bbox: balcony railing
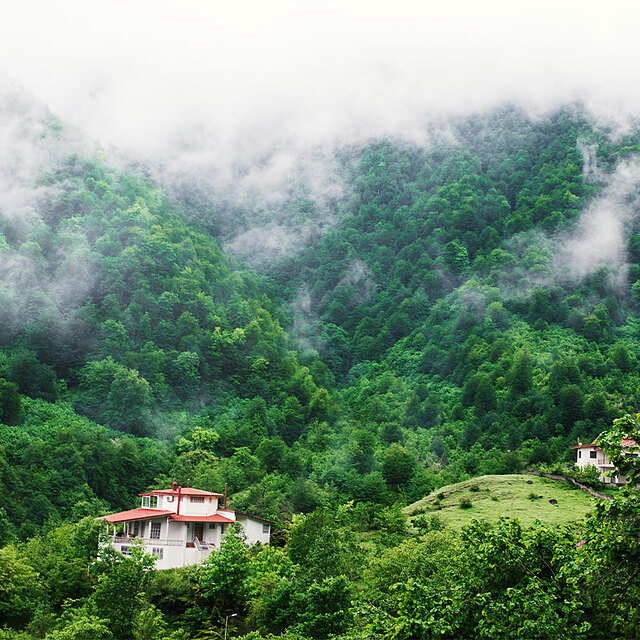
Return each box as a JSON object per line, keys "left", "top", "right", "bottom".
{"left": 112, "top": 536, "right": 186, "bottom": 547}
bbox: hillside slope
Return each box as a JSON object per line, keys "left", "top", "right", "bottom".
{"left": 2, "top": 103, "right": 640, "bottom": 538}
{"left": 404, "top": 474, "right": 596, "bottom": 529}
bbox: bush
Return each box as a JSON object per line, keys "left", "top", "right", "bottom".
{"left": 412, "top": 514, "right": 446, "bottom": 533}
{"left": 459, "top": 498, "right": 472, "bottom": 509}
{"left": 469, "top": 484, "right": 480, "bottom": 492}
{"left": 569, "top": 464, "right": 602, "bottom": 488}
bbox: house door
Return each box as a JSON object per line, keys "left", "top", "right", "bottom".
{"left": 194, "top": 523, "right": 204, "bottom": 542}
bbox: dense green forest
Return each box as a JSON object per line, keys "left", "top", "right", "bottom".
{"left": 2, "top": 104, "right": 640, "bottom": 638}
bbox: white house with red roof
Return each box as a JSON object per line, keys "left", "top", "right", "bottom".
{"left": 99, "top": 482, "right": 272, "bottom": 569}
{"left": 570, "top": 438, "right": 638, "bottom": 485}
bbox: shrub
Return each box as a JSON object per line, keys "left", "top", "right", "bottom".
{"left": 412, "top": 514, "right": 446, "bottom": 533}
{"left": 437, "top": 493, "right": 445, "bottom": 501}
{"left": 469, "top": 484, "right": 480, "bottom": 492}
{"left": 569, "top": 464, "right": 602, "bottom": 488}
{"left": 459, "top": 498, "right": 472, "bottom": 509}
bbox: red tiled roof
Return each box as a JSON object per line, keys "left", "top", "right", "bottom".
{"left": 100, "top": 509, "right": 174, "bottom": 524}
{"left": 169, "top": 513, "right": 236, "bottom": 523}
{"left": 139, "top": 487, "right": 224, "bottom": 497}
{"left": 571, "top": 438, "right": 637, "bottom": 450}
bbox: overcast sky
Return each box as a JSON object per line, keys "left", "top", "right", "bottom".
{"left": 1, "top": 0, "right": 640, "bottom": 158}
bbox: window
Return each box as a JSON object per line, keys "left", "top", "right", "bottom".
{"left": 142, "top": 496, "right": 158, "bottom": 508}
{"left": 151, "top": 547, "right": 164, "bottom": 559}
{"left": 262, "top": 524, "right": 270, "bottom": 534}
{"left": 150, "top": 522, "right": 161, "bottom": 539}
{"left": 120, "top": 545, "right": 131, "bottom": 556}
{"left": 590, "top": 451, "right": 597, "bottom": 459}
{"left": 190, "top": 496, "right": 204, "bottom": 503}
{"left": 578, "top": 451, "right": 582, "bottom": 458}
{"left": 209, "top": 523, "right": 216, "bottom": 530}
{"left": 166, "top": 495, "right": 174, "bottom": 502}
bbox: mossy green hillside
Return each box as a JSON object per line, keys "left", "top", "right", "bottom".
{"left": 404, "top": 474, "right": 596, "bottom": 530}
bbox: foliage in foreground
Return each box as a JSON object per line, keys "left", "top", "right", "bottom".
{"left": 2, "top": 425, "right": 640, "bottom": 640}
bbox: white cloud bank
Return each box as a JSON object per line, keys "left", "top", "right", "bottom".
{"left": 1, "top": 0, "right": 639, "bottom": 162}
{"left": 1, "top": 0, "right": 640, "bottom": 284}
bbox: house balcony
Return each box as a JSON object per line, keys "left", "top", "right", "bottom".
{"left": 111, "top": 536, "right": 187, "bottom": 547}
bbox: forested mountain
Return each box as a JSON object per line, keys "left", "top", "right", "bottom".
{"left": 2, "top": 102, "right": 640, "bottom": 638}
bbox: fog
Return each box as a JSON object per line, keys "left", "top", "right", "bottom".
{"left": 558, "top": 159, "right": 640, "bottom": 280}
{"left": 2, "top": 1, "right": 639, "bottom": 180}
{"left": 1, "top": 0, "right": 640, "bottom": 335}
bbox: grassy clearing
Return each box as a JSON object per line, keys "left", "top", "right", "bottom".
{"left": 403, "top": 474, "right": 597, "bottom": 530}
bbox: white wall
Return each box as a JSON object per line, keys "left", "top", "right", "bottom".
{"left": 167, "top": 520, "right": 188, "bottom": 542}
{"left": 108, "top": 511, "right": 270, "bottom": 570}
{"left": 576, "top": 446, "right": 607, "bottom": 469}
{"left": 178, "top": 496, "right": 218, "bottom": 516}
{"left": 236, "top": 515, "right": 270, "bottom": 545}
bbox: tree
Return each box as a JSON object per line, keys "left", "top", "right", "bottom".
{"left": 381, "top": 444, "right": 416, "bottom": 486}
{"left": 557, "top": 384, "right": 584, "bottom": 429}
{"left": 0, "top": 545, "right": 42, "bottom": 627}
{"left": 105, "top": 368, "right": 152, "bottom": 435}
{"left": 508, "top": 348, "right": 533, "bottom": 398}
{"left": 0, "top": 379, "right": 21, "bottom": 425}
{"left": 288, "top": 510, "right": 358, "bottom": 582}
{"left": 256, "top": 438, "right": 287, "bottom": 473}
{"left": 348, "top": 429, "right": 376, "bottom": 473}
{"left": 90, "top": 542, "right": 155, "bottom": 640}
{"left": 45, "top": 615, "right": 113, "bottom": 640}
{"left": 167, "top": 351, "right": 201, "bottom": 399}
{"left": 442, "top": 240, "right": 469, "bottom": 274}
{"left": 373, "top": 520, "right": 589, "bottom": 640}
{"left": 289, "top": 478, "right": 324, "bottom": 513}
{"left": 473, "top": 374, "right": 497, "bottom": 415}
{"left": 7, "top": 349, "right": 57, "bottom": 402}
{"left": 279, "top": 396, "right": 306, "bottom": 445}
{"left": 295, "top": 576, "right": 354, "bottom": 639}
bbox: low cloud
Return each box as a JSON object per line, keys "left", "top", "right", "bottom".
{"left": 557, "top": 159, "right": 640, "bottom": 280}
{"left": 0, "top": 2, "right": 639, "bottom": 339}
{"left": 0, "top": 78, "right": 99, "bottom": 344}
{"left": 490, "top": 151, "right": 640, "bottom": 305}
{"left": 1, "top": 2, "right": 639, "bottom": 264}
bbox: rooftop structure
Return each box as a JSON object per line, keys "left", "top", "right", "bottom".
{"left": 571, "top": 438, "right": 638, "bottom": 485}
{"left": 99, "top": 482, "right": 272, "bottom": 569}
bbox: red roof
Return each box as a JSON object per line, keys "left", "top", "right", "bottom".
{"left": 571, "top": 438, "right": 637, "bottom": 450}
{"left": 139, "top": 487, "right": 224, "bottom": 498}
{"left": 169, "top": 513, "right": 236, "bottom": 523}
{"left": 100, "top": 508, "right": 174, "bottom": 524}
